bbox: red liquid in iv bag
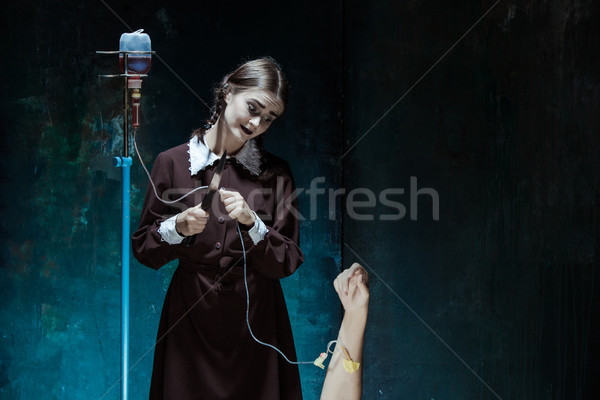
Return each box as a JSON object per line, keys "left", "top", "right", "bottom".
{"left": 119, "top": 55, "right": 151, "bottom": 75}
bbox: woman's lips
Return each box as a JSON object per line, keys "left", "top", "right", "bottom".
{"left": 240, "top": 125, "right": 253, "bottom": 136}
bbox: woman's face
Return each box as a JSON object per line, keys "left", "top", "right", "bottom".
{"left": 222, "top": 88, "right": 285, "bottom": 144}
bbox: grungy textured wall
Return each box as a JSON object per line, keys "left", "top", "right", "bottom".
{"left": 1, "top": 0, "right": 599, "bottom": 400}
{"left": 0, "top": 0, "right": 342, "bottom": 399}
{"left": 342, "top": 0, "right": 599, "bottom": 399}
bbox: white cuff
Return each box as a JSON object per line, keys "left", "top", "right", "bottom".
{"left": 247, "top": 213, "right": 269, "bottom": 245}
{"left": 158, "top": 215, "right": 185, "bottom": 245}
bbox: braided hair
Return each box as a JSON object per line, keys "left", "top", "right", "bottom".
{"left": 192, "top": 57, "right": 289, "bottom": 181}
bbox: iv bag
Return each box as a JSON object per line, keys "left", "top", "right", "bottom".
{"left": 119, "top": 29, "right": 151, "bottom": 75}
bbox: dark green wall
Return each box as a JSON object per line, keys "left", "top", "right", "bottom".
{"left": 1, "top": 0, "right": 599, "bottom": 399}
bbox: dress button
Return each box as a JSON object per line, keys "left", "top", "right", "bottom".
{"left": 215, "top": 242, "right": 222, "bottom": 250}
{"left": 218, "top": 216, "right": 225, "bottom": 224}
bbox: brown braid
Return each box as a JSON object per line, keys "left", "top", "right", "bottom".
{"left": 191, "top": 81, "right": 228, "bottom": 137}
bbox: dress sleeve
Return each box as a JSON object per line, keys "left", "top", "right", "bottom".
{"left": 132, "top": 152, "right": 180, "bottom": 270}
{"left": 238, "top": 166, "right": 304, "bottom": 280}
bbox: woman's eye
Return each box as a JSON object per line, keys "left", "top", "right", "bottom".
{"left": 248, "top": 103, "right": 258, "bottom": 114}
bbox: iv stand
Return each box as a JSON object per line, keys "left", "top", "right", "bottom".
{"left": 96, "top": 50, "right": 153, "bottom": 400}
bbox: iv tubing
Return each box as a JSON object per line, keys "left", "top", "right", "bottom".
{"left": 237, "top": 224, "right": 314, "bottom": 365}
{"left": 133, "top": 128, "right": 321, "bottom": 367}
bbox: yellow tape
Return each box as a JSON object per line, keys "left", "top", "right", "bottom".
{"left": 343, "top": 359, "right": 360, "bottom": 373}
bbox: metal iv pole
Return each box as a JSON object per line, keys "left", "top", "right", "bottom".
{"left": 96, "top": 49, "right": 153, "bottom": 400}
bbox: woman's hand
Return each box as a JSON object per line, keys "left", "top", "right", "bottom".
{"left": 219, "top": 189, "right": 256, "bottom": 227}
{"left": 333, "top": 263, "right": 369, "bottom": 311}
{"left": 175, "top": 205, "right": 209, "bottom": 236}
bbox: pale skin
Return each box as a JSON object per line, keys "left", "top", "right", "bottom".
{"left": 175, "top": 88, "right": 284, "bottom": 235}
{"left": 321, "top": 263, "right": 370, "bottom": 400}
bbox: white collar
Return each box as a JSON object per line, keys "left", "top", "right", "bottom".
{"left": 187, "top": 136, "right": 262, "bottom": 176}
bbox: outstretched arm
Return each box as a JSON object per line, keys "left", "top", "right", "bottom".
{"left": 321, "top": 263, "right": 370, "bottom": 400}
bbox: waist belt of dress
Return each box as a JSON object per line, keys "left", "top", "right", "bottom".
{"left": 178, "top": 256, "right": 240, "bottom": 271}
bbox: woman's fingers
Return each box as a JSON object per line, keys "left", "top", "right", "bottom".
{"left": 344, "top": 274, "right": 352, "bottom": 295}
{"left": 219, "top": 189, "right": 241, "bottom": 202}
{"left": 335, "top": 266, "right": 353, "bottom": 295}
{"left": 224, "top": 199, "right": 243, "bottom": 213}
{"left": 221, "top": 195, "right": 240, "bottom": 207}
{"left": 176, "top": 206, "right": 209, "bottom": 236}
{"left": 348, "top": 262, "right": 361, "bottom": 274}
{"left": 334, "top": 269, "right": 352, "bottom": 296}
{"left": 189, "top": 204, "right": 209, "bottom": 215}
{"left": 350, "top": 263, "right": 369, "bottom": 287}
{"left": 188, "top": 207, "right": 209, "bottom": 223}
{"left": 219, "top": 188, "right": 235, "bottom": 197}
{"left": 356, "top": 274, "right": 369, "bottom": 297}
{"left": 333, "top": 276, "right": 341, "bottom": 294}
{"left": 334, "top": 263, "right": 369, "bottom": 298}
{"left": 332, "top": 265, "right": 371, "bottom": 311}
{"left": 221, "top": 193, "right": 246, "bottom": 215}
{"left": 219, "top": 189, "right": 255, "bottom": 226}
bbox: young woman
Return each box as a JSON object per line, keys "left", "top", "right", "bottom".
{"left": 132, "top": 58, "right": 304, "bottom": 399}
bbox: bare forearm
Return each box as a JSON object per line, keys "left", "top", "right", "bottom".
{"left": 320, "top": 308, "right": 368, "bottom": 400}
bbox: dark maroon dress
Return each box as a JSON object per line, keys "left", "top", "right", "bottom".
{"left": 132, "top": 140, "right": 304, "bottom": 400}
